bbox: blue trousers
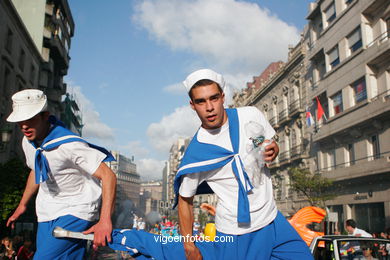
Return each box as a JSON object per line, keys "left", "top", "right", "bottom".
{"left": 108, "top": 211, "right": 313, "bottom": 260}
{"left": 34, "top": 215, "right": 92, "bottom": 260}
{"left": 214, "top": 211, "right": 313, "bottom": 260}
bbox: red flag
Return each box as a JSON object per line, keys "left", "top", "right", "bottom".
{"left": 316, "top": 97, "right": 324, "bottom": 121}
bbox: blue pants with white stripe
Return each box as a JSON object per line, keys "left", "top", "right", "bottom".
{"left": 34, "top": 215, "right": 92, "bottom": 260}
{"left": 214, "top": 211, "right": 313, "bottom": 260}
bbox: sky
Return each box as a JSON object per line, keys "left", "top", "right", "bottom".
{"left": 66, "top": 0, "right": 312, "bottom": 181}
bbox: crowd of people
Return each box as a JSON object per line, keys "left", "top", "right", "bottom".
{"left": 0, "top": 234, "right": 34, "bottom": 260}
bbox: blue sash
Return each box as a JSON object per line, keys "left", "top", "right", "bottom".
{"left": 30, "top": 116, "right": 115, "bottom": 184}
{"left": 174, "top": 108, "right": 253, "bottom": 224}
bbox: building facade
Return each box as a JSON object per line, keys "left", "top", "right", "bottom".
{"left": 167, "top": 137, "right": 189, "bottom": 208}
{"left": 0, "top": 0, "right": 43, "bottom": 162}
{"left": 233, "top": 39, "right": 311, "bottom": 217}
{"left": 106, "top": 151, "right": 141, "bottom": 209}
{"left": 139, "top": 181, "right": 163, "bottom": 216}
{"left": 0, "top": 0, "right": 74, "bottom": 163}
{"left": 162, "top": 160, "right": 170, "bottom": 203}
{"left": 306, "top": 0, "right": 390, "bottom": 233}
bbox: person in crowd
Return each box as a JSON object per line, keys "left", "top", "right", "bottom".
{"left": 362, "top": 246, "right": 378, "bottom": 260}
{"left": 345, "top": 219, "right": 372, "bottom": 237}
{"left": 1, "top": 237, "right": 15, "bottom": 259}
{"left": 16, "top": 238, "right": 34, "bottom": 260}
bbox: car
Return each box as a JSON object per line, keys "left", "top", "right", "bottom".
{"left": 310, "top": 235, "right": 390, "bottom": 260}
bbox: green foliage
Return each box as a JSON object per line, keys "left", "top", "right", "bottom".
{"left": 288, "top": 167, "right": 336, "bottom": 208}
{"left": 0, "top": 158, "right": 29, "bottom": 222}
{"left": 197, "top": 211, "right": 209, "bottom": 228}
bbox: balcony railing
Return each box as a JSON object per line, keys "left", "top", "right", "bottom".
{"left": 289, "top": 99, "right": 301, "bottom": 115}
{"left": 366, "top": 30, "right": 389, "bottom": 48}
{"left": 315, "top": 150, "right": 390, "bottom": 173}
{"left": 269, "top": 117, "right": 277, "bottom": 127}
{"left": 278, "top": 109, "right": 288, "bottom": 122}
{"left": 279, "top": 151, "right": 290, "bottom": 163}
{"left": 291, "top": 144, "right": 304, "bottom": 157}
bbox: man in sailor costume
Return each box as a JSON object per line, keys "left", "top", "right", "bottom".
{"left": 175, "top": 69, "right": 313, "bottom": 260}
{"left": 6, "top": 89, "right": 117, "bottom": 259}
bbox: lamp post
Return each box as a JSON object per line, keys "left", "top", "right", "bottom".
{"left": 0, "top": 127, "right": 12, "bottom": 152}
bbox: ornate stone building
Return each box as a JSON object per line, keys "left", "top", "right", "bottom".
{"left": 233, "top": 39, "right": 311, "bottom": 217}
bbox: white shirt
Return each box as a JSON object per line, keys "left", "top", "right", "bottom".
{"left": 179, "top": 106, "right": 277, "bottom": 235}
{"left": 22, "top": 137, "right": 106, "bottom": 222}
{"left": 352, "top": 227, "right": 372, "bottom": 237}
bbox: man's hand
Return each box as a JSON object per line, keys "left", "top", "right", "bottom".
{"left": 264, "top": 140, "right": 279, "bottom": 162}
{"left": 6, "top": 204, "right": 27, "bottom": 229}
{"left": 184, "top": 243, "right": 203, "bottom": 260}
{"left": 83, "top": 220, "right": 112, "bottom": 249}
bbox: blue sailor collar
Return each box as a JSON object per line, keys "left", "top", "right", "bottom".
{"left": 30, "top": 116, "right": 115, "bottom": 184}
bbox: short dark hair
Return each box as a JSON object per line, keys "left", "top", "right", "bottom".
{"left": 345, "top": 219, "right": 356, "bottom": 228}
{"left": 189, "top": 79, "right": 223, "bottom": 100}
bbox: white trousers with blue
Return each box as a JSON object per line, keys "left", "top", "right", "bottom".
{"left": 34, "top": 215, "right": 92, "bottom": 260}
{"left": 214, "top": 211, "right": 313, "bottom": 260}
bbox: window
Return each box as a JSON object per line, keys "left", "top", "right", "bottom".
{"left": 2, "top": 66, "right": 12, "bottom": 97}
{"left": 352, "top": 77, "right": 367, "bottom": 103}
{"left": 325, "top": 3, "right": 336, "bottom": 24}
{"left": 268, "top": 106, "right": 274, "bottom": 124}
{"left": 371, "top": 135, "right": 380, "bottom": 159}
{"left": 348, "top": 27, "right": 362, "bottom": 53}
{"left": 18, "top": 49, "right": 26, "bottom": 72}
{"left": 291, "top": 129, "right": 297, "bottom": 147}
{"left": 328, "top": 46, "right": 340, "bottom": 69}
{"left": 29, "top": 64, "right": 36, "bottom": 84}
{"left": 387, "top": 18, "right": 390, "bottom": 37}
{"left": 348, "top": 144, "right": 355, "bottom": 165}
{"left": 327, "top": 149, "right": 336, "bottom": 171}
{"left": 5, "top": 28, "right": 13, "bottom": 53}
{"left": 331, "top": 91, "right": 343, "bottom": 115}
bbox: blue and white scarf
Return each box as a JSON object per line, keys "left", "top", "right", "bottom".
{"left": 30, "top": 116, "right": 115, "bottom": 184}
{"left": 174, "top": 108, "right": 253, "bottom": 224}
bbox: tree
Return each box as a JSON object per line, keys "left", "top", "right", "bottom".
{"left": 288, "top": 167, "right": 336, "bottom": 208}
{"left": 0, "top": 158, "right": 30, "bottom": 222}
{"left": 197, "top": 211, "right": 209, "bottom": 229}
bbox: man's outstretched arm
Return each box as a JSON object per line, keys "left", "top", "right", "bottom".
{"left": 83, "top": 163, "right": 117, "bottom": 248}
{"left": 7, "top": 170, "right": 39, "bottom": 228}
{"left": 178, "top": 195, "right": 202, "bottom": 260}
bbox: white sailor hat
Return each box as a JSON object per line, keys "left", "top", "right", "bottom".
{"left": 183, "top": 69, "right": 226, "bottom": 93}
{"left": 7, "top": 89, "right": 48, "bottom": 122}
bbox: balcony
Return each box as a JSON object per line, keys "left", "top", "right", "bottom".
{"left": 278, "top": 109, "right": 289, "bottom": 124}
{"left": 269, "top": 117, "right": 278, "bottom": 128}
{"left": 319, "top": 151, "right": 390, "bottom": 182}
{"left": 366, "top": 35, "right": 390, "bottom": 70}
{"left": 291, "top": 144, "right": 305, "bottom": 159}
{"left": 313, "top": 89, "right": 390, "bottom": 142}
{"left": 289, "top": 99, "right": 303, "bottom": 116}
{"left": 279, "top": 151, "right": 290, "bottom": 164}
{"left": 43, "top": 34, "right": 70, "bottom": 70}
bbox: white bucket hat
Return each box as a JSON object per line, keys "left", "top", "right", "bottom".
{"left": 7, "top": 89, "right": 48, "bottom": 122}
{"left": 183, "top": 69, "right": 226, "bottom": 93}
